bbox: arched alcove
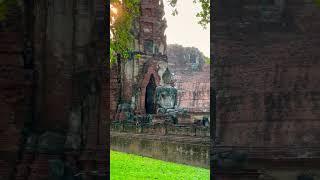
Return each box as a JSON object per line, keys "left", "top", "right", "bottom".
{"left": 145, "top": 74, "right": 156, "bottom": 114}
{"left": 139, "top": 66, "right": 161, "bottom": 114}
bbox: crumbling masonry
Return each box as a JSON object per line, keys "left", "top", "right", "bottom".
{"left": 212, "top": 0, "right": 320, "bottom": 179}
{"left": 0, "top": 0, "right": 108, "bottom": 179}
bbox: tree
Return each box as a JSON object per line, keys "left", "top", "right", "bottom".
{"left": 110, "top": 0, "right": 140, "bottom": 64}
{"left": 167, "top": 0, "right": 210, "bottom": 29}
{"left": 205, "top": 56, "right": 210, "bottom": 64}
{"left": 110, "top": 0, "right": 211, "bottom": 64}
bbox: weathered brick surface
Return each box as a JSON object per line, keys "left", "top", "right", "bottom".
{"left": 110, "top": 65, "right": 120, "bottom": 119}
{"left": 0, "top": 0, "right": 108, "bottom": 179}
{"left": 0, "top": 24, "right": 32, "bottom": 180}
{"left": 213, "top": 0, "right": 320, "bottom": 179}
{"left": 174, "top": 65, "right": 210, "bottom": 113}
{"left": 111, "top": 131, "right": 210, "bottom": 168}
{"left": 137, "top": 60, "right": 162, "bottom": 113}
{"left": 110, "top": 0, "right": 168, "bottom": 118}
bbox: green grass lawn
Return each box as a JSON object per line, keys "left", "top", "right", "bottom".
{"left": 110, "top": 150, "right": 210, "bottom": 180}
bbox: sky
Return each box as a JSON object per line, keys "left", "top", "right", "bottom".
{"left": 163, "top": 0, "right": 210, "bottom": 57}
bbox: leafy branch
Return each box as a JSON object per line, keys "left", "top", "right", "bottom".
{"left": 0, "top": 0, "right": 17, "bottom": 21}
{"left": 167, "top": 0, "right": 210, "bottom": 29}
{"left": 110, "top": 0, "right": 140, "bottom": 64}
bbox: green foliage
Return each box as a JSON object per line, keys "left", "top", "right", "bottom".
{"left": 315, "top": 0, "right": 320, "bottom": 7}
{"left": 167, "top": 0, "right": 210, "bottom": 29}
{"left": 134, "top": 53, "right": 141, "bottom": 59}
{"left": 168, "top": 0, "right": 178, "bottom": 16}
{"left": 110, "top": 0, "right": 140, "bottom": 64}
{"left": 193, "top": 0, "right": 210, "bottom": 28}
{"left": 205, "top": 56, "right": 210, "bottom": 64}
{"left": 110, "top": 150, "right": 210, "bottom": 179}
{"left": 0, "top": 2, "right": 6, "bottom": 21}
{"left": 0, "top": 0, "right": 17, "bottom": 21}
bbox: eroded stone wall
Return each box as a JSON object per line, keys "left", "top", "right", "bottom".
{"left": 0, "top": 2, "right": 33, "bottom": 178}
{"left": 213, "top": 0, "right": 320, "bottom": 179}
{"left": 0, "top": 0, "right": 108, "bottom": 179}
{"left": 110, "top": 125, "right": 210, "bottom": 168}
{"left": 174, "top": 65, "right": 210, "bottom": 115}
{"left": 111, "top": 123, "right": 210, "bottom": 137}
{"left": 110, "top": 0, "right": 168, "bottom": 119}
{"left": 167, "top": 45, "right": 210, "bottom": 122}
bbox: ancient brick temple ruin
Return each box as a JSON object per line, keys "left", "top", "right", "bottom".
{"left": 213, "top": 0, "right": 320, "bottom": 179}
{"left": 110, "top": 0, "right": 210, "bottom": 124}
{"left": 0, "top": 0, "right": 108, "bottom": 179}
{"left": 110, "top": 0, "right": 210, "bottom": 168}
{"left": 167, "top": 45, "right": 210, "bottom": 124}
{"left": 111, "top": 0, "right": 168, "bottom": 120}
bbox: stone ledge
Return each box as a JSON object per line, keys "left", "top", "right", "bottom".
{"left": 111, "top": 132, "right": 210, "bottom": 145}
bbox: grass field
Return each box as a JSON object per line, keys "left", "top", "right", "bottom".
{"left": 110, "top": 150, "right": 210, "bottom": 180}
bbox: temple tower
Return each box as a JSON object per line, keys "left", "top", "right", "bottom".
{"left": 113, "top": 0, "right": 169, "bottom": 119}
{"left": 137, "top": 0, "right": 167, "bottom": 56}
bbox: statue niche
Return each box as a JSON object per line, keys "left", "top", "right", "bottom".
{"left": 145, "top": 74, "right": 156, "bottom": 114}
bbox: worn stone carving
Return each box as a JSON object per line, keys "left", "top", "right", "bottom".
{"left": 156, "top": 86, "right": 177, "bottom": 110}
{"left": 65, "top": 106, "right": 81, "bottom": 150}
{"left": 162, "top": 68, "right": 172, "bottom": 84}
{"left": 144, "top": 40, "right": 154, "bottom": 54}
{"left": 37, "top": 131, "right": 65, "bottom": 153}
{"left": 115, "top": 103, "right": 135, "bottom": 122}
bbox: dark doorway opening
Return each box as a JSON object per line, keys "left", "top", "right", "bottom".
{"left": 145, "top": 74, "right": 156, "bottom": 114}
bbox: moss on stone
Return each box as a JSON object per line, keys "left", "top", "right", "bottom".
{"left": 0, "top": 0, "right": 18, "bottom": 21}
{"left": 315, "top": 0, "right": 320, "bottom": 7}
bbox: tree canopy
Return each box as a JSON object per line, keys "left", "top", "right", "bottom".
{"left": 167, "top": 0, "right": 210, "bottom": 29}
{"left": 110, "top": 0, "right": 140, "bottom": 64}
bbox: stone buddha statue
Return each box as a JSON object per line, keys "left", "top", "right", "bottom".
{"left": 156, "top": 68, "right": 177, "bottom": 114}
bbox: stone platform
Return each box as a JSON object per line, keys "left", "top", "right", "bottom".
{"left": 111, "top": 132, "right": 210, "bottom": 168}
{"left": 110, "top": 123, "right": 210, "bottom": 168}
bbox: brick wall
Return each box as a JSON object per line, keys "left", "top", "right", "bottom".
{"left": 110, "top": 64, "right": 120, "bottom": 120}
{"left": 0, "top": 14, "right": 33, "bottom": 178}
{"left": 111, "top": 123, "right": 210, "bottom": 137}
{"left": 0, "top": 0, "right": 108, "bottom": 179}
{"left": 213, "top": 0, "right": 320, "bottom": 179}
{"left": 174, "top": 66, "right": 210, "bottom": 114}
